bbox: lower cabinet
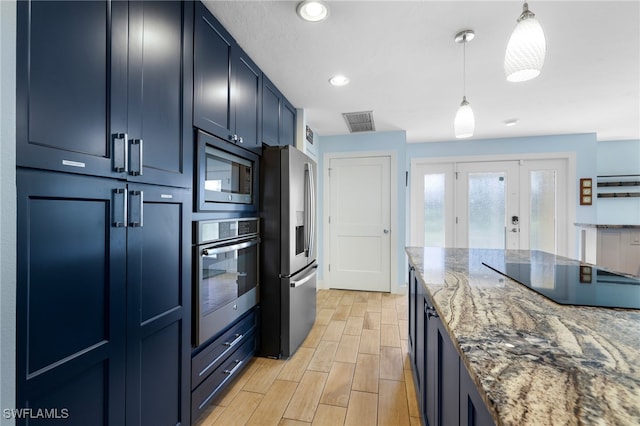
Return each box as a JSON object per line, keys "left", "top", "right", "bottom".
{"left": 409, "top": 265, "right": 494, "bottom": 426}
{"left": 17, "top": 169, "right": 191, "bottom": 426}
{"left": 460, "top": 363, "right": 495, "bottom": 426}
{"left": 191, "top": 308, "right": 259, "bottom": 421}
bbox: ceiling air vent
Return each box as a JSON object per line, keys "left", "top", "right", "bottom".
{"left": 342, "top": 111, "right": 375, "bottom": 133}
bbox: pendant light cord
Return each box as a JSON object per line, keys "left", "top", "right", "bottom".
{"left": 463, "top": 38, "right": 467, "bottom": 99}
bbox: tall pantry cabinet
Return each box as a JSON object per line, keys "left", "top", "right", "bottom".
{"left": 16, "top": 2, "right": 193, "bottom": 425}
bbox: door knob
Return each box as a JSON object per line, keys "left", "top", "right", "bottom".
{"left": 383, "top": 229, "right": 390, "bottom": 234}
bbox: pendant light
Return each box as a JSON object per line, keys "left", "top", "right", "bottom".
{"left": 504, "top": 2, "right": 546, "bottom": 82}
{"left": 454, "top": 30, "right": 475, "bottom": 139}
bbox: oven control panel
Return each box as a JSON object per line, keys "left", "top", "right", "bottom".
{"left": 197, "top": 218, "right": 259, "bottom": 245}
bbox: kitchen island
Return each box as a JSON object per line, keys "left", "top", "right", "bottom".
{"left": 406, "top": 247, "right": 640, "bottom": 426}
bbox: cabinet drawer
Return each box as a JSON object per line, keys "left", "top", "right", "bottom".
{"left": 192, "top": 309, "right": 257, "bottom": 389}
{"left": 191, "top": 331, "right": 256, "bottom": 419}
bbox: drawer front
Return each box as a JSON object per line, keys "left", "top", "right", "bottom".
{"left": 192, "top": 308, "right": 257, "bottom": 389}
{"left": 191, "top": 331, "right": 256, "bottom": 419}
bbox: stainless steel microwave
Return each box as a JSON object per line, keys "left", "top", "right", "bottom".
{"left": 196, "top": 130, "right": 259, "bottom": 212}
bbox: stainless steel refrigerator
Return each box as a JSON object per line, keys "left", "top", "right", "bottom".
{"left": 260, "top": 145, "right": 317, "bottom": 358}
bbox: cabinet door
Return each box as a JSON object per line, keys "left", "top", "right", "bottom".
{"left": 233, "top": 47, "right": 262, "bottom": 151}
{"left": 17, "top": 169, "right": 127, "bottom": 425}
{"left": 17, "top": 0, "right": 127, "bottom": 179}
{"left": 460, "top": 364, "right": 495, "bottom": 426}
{"left": 125, "top": 184, "right": 191, "bottom": 426}
{"left": 262, "top": 77, "right": 281, "bottom": 146}
{"left": 194, "top": 2, "right": 233, "bottom": 142}
{"left": 424, "top": 296, "right": 436, "bottom": 425}
{"left": 408, "top": 266, "right": 416, "bottom": 361}
{"left": 127, "top": 0, "right": 193, "bottom": 188}
{"left": 436, "top": 318, "right": 460, "bottom": 426}
{"left": 414, "top": 279, "right": 425, "bottom": 401}
{"left": 280, "top": 98, "right": 297, "bottom": 147}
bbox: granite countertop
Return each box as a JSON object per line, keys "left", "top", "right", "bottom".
{"left": 406, "top": 247, "right": 640, "bottom": 426}
{"left": 574, "top": 223, "right": 640, "bottom": 229}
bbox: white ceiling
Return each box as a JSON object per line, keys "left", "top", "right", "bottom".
{"left": 204, "top": 1, "right": 640, "bottom": 143}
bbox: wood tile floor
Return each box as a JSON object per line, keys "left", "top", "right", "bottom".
{"left": 194, "top": 289, "right": 421, "bottom": 426}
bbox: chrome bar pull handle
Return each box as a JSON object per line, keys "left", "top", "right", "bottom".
{"left": 113, "top": 188, "right": 128, "bottom": 228}
{"left": 130, "top": 138, "right": 143, "bottom": 176}
{"left": 223, "top": 334, "right": 244, "bottom": 348}
{"left": 223, "top": 359, "right": 243, "bottom": 376}
{"left": 129, "top": 190, "right": 144, "bottom": 227}
{"left": 113, "top": 133, "right": 128, "bottom": 172}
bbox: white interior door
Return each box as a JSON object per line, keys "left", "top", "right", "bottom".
{"left": 328, "top": 155, "right": 391, "bottom": 292}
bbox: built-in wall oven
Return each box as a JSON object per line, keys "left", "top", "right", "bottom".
{"left": 196, "top": 129, "right": 259, "bottom": 212}
{"left": 194, "top": 218, "right": 259, "bottom": 347}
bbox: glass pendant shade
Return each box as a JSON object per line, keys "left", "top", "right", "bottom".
{"left": 454, "top": 97, "right": 475, "bottom": 139}
{"left": 504, "top": 4, "right": 546, "bottom": 82}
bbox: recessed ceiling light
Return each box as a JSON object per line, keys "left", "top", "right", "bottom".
{"left": 504, "top": 118, "right": 519, "bottom": 127}
{"left": 296, "top": 0, "right": 329, "bottom": 22}
{"left": 329, "top": 75, "right": 350, "bottom": 86}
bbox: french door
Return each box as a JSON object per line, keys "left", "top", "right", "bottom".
{"left": 410, "top": 158, "right": 569, "bottom": 255}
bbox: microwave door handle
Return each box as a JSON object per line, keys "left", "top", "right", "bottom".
{"left": 201, "top": 239, "right": 259, "bottom": 256}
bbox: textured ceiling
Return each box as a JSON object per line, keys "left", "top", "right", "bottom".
{"left": 204, "top": 1, "right": 640, "bottom": 143}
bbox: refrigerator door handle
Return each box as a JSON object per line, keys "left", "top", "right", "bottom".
{"left": 304, "top": 163, "right": 311, "bottom": 257}
{"left": 309, "top": 162, "right": 316, "bottom": 260}
{"left": 290, "top": 269, "right": 317, "bottom": 288}
{"left": 304, "top": 162, "right": 316, "bottom": 259}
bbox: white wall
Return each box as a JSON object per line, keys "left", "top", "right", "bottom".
{"left": 596, "top": 139, "right": 640, "bottom": 225}
{"left": 318, "top": 131, "right": 407, "bottom": 291}
{"left": 0, "top": 1, "right": 17, "bottom": 424}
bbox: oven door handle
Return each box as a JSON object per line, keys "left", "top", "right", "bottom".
{"left": 202, "top": 239, "right": 259, "bottom": 256}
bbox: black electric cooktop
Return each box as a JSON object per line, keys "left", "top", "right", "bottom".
{"left": 483, "top": 252, "right": 640, "bottom": 310}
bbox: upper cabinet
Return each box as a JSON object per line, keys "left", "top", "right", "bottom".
{"left": 262, "top": 75, "right": 297, "bottom": 147}
{"left": 16, "top": 1, "right": 193, "bottom": 188}
{"left": 194, "top": 2, "right": 262, "bottom": 153}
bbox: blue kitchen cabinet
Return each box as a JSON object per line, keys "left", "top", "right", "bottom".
{"left": 16, "top": 1, "right": 194, "bottom": 423}
{"left": 17, "top": 0, "right": 193, "bottom": 188}
{"left": 194, "top": 2, "right": 262, "bottom": 153}
{"left": 434, "top": 313, "right": 461, "bottom": 426}
{"left": 17, "top": 169, "right": 127, "bottom": 425}
{"left": 124, "top": 183, "right": 192, "bottom": 426}
{"left": 262, "top": 75, "right": 297, "bottom": 147}
{"left": 460, "top": 363, "right": 495, "bottom": 426}
{"left": 262, "top": 77, "right": 281, "bottom": 147}
{"left": 17, "top": 169, "right": 192, "bottom": 426}
{"left": 280, "top": 98, "right": 297, "bottom": 147}
{"left": 408, "top": 266, "right": 417, "bottom": 363}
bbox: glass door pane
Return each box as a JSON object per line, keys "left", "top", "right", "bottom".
{"left": 456, "top": 161, "right": 520, "bottom": 249}
{"left": 410, "top": 162, "right": 454, "bottom": 247}
{"left": 529, "top": 170, "right": 557, "bottom": 253}
{"left": 468, "top": 172, "right": 506, "bottom": 248}
{"left": 424, "top": 173, "right": 446, "bottom": 247}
